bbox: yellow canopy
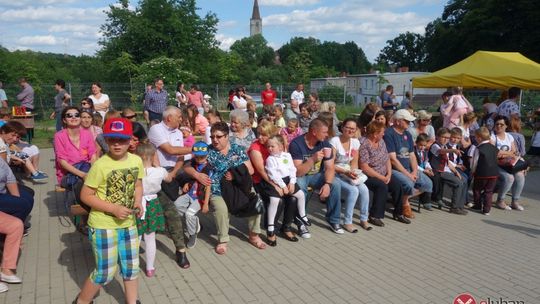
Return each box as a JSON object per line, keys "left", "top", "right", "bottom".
{"left": 412, "top": 51, "right": 540, "bottom": 89}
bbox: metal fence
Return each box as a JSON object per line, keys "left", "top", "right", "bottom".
{"left": 2, "top": 82, "right": 539, "bottom": 121}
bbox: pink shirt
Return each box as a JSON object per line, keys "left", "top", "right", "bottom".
{"left": 194, "top": 114, "right": 209, "bottom": 135}
{"left": 54, "top": 128, "right": 97, "bottom": 183}
{"left": 187, "top": 91, "right": 204, "bottom": 108}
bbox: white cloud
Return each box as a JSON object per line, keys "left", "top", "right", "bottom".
{"left": 259, "top": 0, "right": 320, "bottom": 7}
{"left": 17, "top": 35, "right": 65, "bottom": 46}
{"left": 0, "top": 0, "right": 75, "bottom": 7}
{"left": 216, "top": 34, "right": 238, "bottom": 50}
{"left": 263, "top": 2, "right": 431, "bottom": 60}
{"left": 0, "top": 6, "right": 105, "bottom": 22}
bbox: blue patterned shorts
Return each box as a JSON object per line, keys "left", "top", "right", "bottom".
{"left": 88, "top": 226, "right": 139, "bottom": 285}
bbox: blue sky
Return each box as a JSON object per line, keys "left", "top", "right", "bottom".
{"left": 0, "top": 0, "right": 446, "bottom": 61}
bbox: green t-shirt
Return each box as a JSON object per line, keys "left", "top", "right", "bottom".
{"left": 85, "top": 153, "right": 144, "bottom": 229}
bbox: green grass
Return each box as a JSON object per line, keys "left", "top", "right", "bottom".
{"left": 31, "top": 120, "right": 56, "bottom": 149}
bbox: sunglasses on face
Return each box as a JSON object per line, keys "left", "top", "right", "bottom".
{"left": 65, "top": 113, "right": 80, "bottom": 118}
{"left": 124, "top": 114, "right": 137, "bottom": 119}
{"left": 210, "top": 134, "right": 226, "bottom": 140}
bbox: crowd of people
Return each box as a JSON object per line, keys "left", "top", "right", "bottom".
{"left": 0, "top": 77, "right": 538, "bottom": 303}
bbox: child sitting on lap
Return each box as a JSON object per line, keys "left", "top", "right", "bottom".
{"left": 261, "top": 135, "right": 309, "bottom": 246}
{"left": 173, "top": 141, "right": 212, "bottom": 249}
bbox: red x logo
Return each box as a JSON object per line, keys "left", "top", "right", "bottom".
{"left": 453, "top": 293, "right": 477, "bottom": 304}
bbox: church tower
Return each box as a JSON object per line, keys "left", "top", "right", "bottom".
{"left": 250, "top": 0, "right": 262, "bottom": 36}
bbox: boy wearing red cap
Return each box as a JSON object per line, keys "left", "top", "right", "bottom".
{"left": 74, "top": 118, "right": 144, "bottom": 304}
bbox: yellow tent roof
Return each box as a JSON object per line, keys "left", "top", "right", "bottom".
{"left": 412, "top": 51, "right": 540, "bottom": 89}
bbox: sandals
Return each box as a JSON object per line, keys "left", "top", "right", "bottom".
{"left": 342, "top": 224, "right": 358, "bottom": 233}
{"left": 215, "top": 242, "right": 228, "bottom": 255}
{"left": 248, "top": 235, "right": 267, "bottom": 250}
{"left": 359, "top": 221, "right": 373, "bottom": 231}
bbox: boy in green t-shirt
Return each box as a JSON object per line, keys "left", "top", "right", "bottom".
{"left": 74, "top": 118, "right": 144, "bottom": 304}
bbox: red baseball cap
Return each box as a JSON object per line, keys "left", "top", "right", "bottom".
{"left": 103, "top": 118, "right": 132, "bottom": 139}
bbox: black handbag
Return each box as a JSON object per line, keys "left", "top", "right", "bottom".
{"left": 500, "top": 158, "right": 529, "bottom": 174}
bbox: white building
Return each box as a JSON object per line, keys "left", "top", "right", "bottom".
{"left": 311, "top": 72, "right": 445, "bottom": 108}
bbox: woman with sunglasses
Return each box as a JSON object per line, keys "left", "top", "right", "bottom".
{"left": 490, "top": 115, "right": 525, "bottom": 211}
{"left": 408, "top": 110, "right": 435, "bottom": 147}
{"left": 80, "top": 98, "right": 95, "bottom": 114}
{"left": 185, "top": 122, "right": 266, "bottom": 255}
{"left": 54, "top": 107, "right": 97, "bottom": 190}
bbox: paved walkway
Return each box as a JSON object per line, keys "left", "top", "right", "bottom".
{"left": 1, "top": 148, "right": 540, "bottom": 304}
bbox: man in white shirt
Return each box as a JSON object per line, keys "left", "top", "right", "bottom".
{"left": 290, "top": 83, "right": 305, "bottom": 105}
{"left": 148, "top": 106, "right": 193, "bottom": 268}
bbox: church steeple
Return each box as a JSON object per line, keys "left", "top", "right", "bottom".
{"left": 250, "top": 0, "right": 262, "bottom": 36}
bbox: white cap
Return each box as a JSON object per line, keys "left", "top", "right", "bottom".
{"left": 203, "top": 94, "right": 211, "bottom": 99}
{"left": 394, "top": 109, "right": 416, "bottom": 122}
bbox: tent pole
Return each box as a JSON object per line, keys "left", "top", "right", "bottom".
{"left": 519, "top": 89, "right": 523, "bottom": 113}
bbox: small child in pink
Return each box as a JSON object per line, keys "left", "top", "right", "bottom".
{"left": 181, "top": 126, "right": 195, "bottom": 148}
{"left": 280, "top": 118, "right": 303, "bottom": 149}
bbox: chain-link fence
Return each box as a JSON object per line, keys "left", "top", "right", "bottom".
{"left": 2, "top": 82, "right": 539, "bottom": 121}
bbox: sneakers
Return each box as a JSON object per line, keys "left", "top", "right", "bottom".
{"left": 0, "top": 273, "right": 22, "bottom": 284}
{"left": 511, "top": 202, "right": 524, "bottom": 211}
{"left": 296, "top": 215, "right": 312, "bottom": 227}
{"left": 0, "top": 282, "right": 7, "bottom": 293}
{"left": 466, "top": 202, "right": 474, "bottom": 208}
{"left": 329, "top": 223, "right": 344, "bottom": 234}
{"left": 297, "top": 224, "right": 311, "bottom": 239}
{"left": 496, "top": 201, "right": 512, "bottom": 210}
{"left": 31, "top": 171, "right": 48, "bottom": 183}
{"left": 483, "top": 212, "right": 490, "bottom": 216}
{"left": 186, "top": 234, "right": 198, "bottom": 249}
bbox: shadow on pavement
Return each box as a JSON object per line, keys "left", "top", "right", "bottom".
{"left": 482, "top": 219, "right": 540, "bottom": 238}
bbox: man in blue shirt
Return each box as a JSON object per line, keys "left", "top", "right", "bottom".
{"left": 384, "top": 109, "right": 433, "bottom": 218}
{"left": 289, "top": 118, "right": 343, "bottom": 235}
{"left": 144, "top": 77, "right": 168, "bottom": 121}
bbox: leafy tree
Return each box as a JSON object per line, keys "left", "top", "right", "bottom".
{"left": 136, "top": 56, "right": 197, "bottom": 85}
{"left": 376, "top": 32, "right": 426, "bottom": 71}
{"left": 317, "top": 85, "right": 352, "bottom": 104}
{"left": 287, "top": 51, "right": 312, "bottom": 84}
{"left": 424, "top": 0, "right": 540, "bottom": 70}
{"left": 230, "top": 34, "right": 275, "bottom": 67}
{"left": 278, "top": 37, "right": 321, "bottom": 66}
{"left": 99, "top": 0, "right": 219, "bottom": 82}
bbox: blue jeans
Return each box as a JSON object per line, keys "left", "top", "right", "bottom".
{"left": 392, "top": 170, "right": 433, "bottom": 195}
{"left": 148, "top": 110, "right": 163, "bottom": 122}
{"left": 497, "top": 168, "right": 525, "bottom": 203}
{"left": 296, "top": 172, "right": 342, "bottom": 225}
{"left": 55, "top": 111, "right": 63, "bottom": 131}
{"left": 335, "top": 176, "right": 370, "bottom": 223}
{"left": 0, "top": 186, "right": 34, "bottom": 222}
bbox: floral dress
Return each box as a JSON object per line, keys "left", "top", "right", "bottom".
{"left": 136, "top": 167, "right": 167, "bottom": 234}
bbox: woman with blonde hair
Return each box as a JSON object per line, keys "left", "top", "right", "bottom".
{"left": 248, "top": 121, "right": 299, "bottom": 242}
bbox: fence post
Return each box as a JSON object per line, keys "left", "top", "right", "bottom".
{"left": 68, "top": 82, "right": 72, "bottom": 106}
{"left": 343, "top": 85, "right": 346, "bottom": 104}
